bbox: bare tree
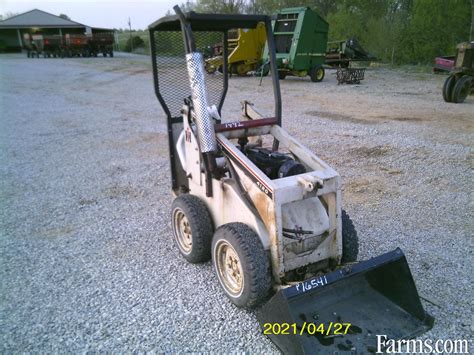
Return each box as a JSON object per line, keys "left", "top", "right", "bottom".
{"left": 0, "top": 12, "right": 20, "bottom": 21}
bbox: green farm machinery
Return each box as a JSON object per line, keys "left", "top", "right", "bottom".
{"left": 264, "top": 7, "right": 328, "bottom": 82}
{"left": 326, "top": 38, "right": 376, "bottom": 68}
{"left": 442, "top": 41, "right": 473, "bottom": 103}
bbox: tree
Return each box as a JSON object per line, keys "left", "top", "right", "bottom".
{"left": 195, "top": 0, "right": 246, "bottom": 13}
{"left": 59, "top": 14, "right": 71, "bottom": 20}
{"left": 400, "top": 0, "right": 471, "bottom": 63}
{"left": 0, "top": 12, "right": 20, "bottom": 21}
{"left": 470, "top": 0, "right": 473, "bottom": 40}
{"left": 125, "top": 35, "right": 145, "bottom": 52}
{"left": 176, "top": 0, "right": 472, "bottom": 65}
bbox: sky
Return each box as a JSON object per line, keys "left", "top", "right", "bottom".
{"left": 0, "top": 0, "right": 180, "bottom": 30}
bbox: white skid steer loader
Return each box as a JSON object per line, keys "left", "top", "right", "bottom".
{"left": 148, "top": 6, "right": 434, "bottom": 353}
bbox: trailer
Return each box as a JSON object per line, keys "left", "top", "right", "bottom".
{"left": 88, "top": 32, "right": 115, "bottom": 57}
{"left": 43, "top": 35, "right": 64, "bottom": 58}
{"left": 264, "top": 7, "right": 328, "bottom": 82}
{"left": 64, "top": 34, "right": 90, "bottom": 57}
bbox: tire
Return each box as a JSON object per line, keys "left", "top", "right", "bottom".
{"left": 442, "top": 74, "right": 456, "bottom": 102}
{"left": 205, "top": 64, "right": 217, "bottom": 74}
{"left": 310, "top": 65, "right": 325, "bottom": 82}
{"left": 278, "top": 71, "right": 286, "bottom": 80}
{"left": 109, "top": 51, "right": 114, "bottom": 58}
{"left": 341, "top": 210, "right": 359, "bottom": 263}
{"left": 452, "top": 75, "right": 472, "bottom": 103}
{"left": 171, "top": 194, "right": 213, "bottom": 263}
{"left": 212, "top": 223, "right": 272, "bottom": 308}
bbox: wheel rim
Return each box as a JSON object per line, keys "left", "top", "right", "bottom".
{"left": 316, "top": 68, "right": 324, "bottom": 80}
{"left": 173, "top": 209, "right": 192, "bottom": 254}
{"left": 215, "top": 240, "right": 244, "bottom": 297}
{"left": 236, "top": 64, "right": 247, "bottom": 76}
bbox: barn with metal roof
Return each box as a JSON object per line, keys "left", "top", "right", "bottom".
{"left": 0, "top": 9, "right": 114, "bottom": 52}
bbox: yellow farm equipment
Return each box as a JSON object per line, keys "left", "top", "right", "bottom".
{"left": 205, "top": 23, "right": 266, "bottom": 76}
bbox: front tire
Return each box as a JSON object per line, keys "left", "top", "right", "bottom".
{"left": 442, "top": 74, "right": 456, "bottom": 102}
{"left": 212, "top": 223, "right": 272, "bottom": 308}
{"left": 310, "top": 65, "right": 325, "bottom": 82}
{"left": 171, "top": 194, "right": 213, "bottom": 263}
{"left": 452, "top": 75, "right": 472, "bottom": 103}
{"left": 341, "top": 210, "right": 359, "bottom": 263}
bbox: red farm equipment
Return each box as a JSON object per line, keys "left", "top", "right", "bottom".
{"left": 433, "top": 55, "right": 455, "bottom": 73}
{"left": 88, "top": 32, "right": 115, "bottom": 57}
{"left": 65, "top": 34, "right": 90, "bottom": 57}
{"left": 43, "top": 35, "right": 64, "bottom": 58}
{"left": 24, "top": 32, "right": 115, "bottom": 59}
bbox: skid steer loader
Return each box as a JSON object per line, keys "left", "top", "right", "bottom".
{"left": 148, "top": 7, "right": 433, "bottom": 353}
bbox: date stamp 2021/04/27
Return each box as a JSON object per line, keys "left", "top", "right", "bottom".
{"left": 262, "top": 322, "right": 353, "bottom": 336}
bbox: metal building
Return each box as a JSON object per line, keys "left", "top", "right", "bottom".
{"left": 0, "top": 9, "right": 114, "bottom": 52}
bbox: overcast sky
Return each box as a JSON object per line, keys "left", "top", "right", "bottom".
{"left": 0, "top": 0, "right": 180, "bottom": 30}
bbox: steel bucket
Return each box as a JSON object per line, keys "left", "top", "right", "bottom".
{"left": 257, "top": 248, "right": 434, "bottom": 354}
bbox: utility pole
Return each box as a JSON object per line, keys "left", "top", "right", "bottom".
{"left": 128, "top": 17, "right": 133, "bottom": 52}
{"left": 470, "top": 0, "right": 473, "bottom": 41}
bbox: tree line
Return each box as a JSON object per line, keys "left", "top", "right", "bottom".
{"left": 178, "top": 0, "right": 473, "bottom": 64}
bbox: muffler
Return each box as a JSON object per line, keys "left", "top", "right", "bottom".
{"left": 174, "top": 5, "right": 218, "bottom": 196}
{"left": 257, "top": 248, "right": 434, "bottom": 354}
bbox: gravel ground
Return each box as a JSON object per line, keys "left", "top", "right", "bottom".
{"left": 1, "top": 52, "right": 472, "bottom": 352}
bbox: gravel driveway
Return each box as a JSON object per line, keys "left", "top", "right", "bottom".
{"left": 1, "top": 53, "right": 472, "bottom": 352}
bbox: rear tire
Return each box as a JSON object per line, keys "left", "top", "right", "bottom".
{"left": 310, "top": 65, "right": 325, "bottom": 82}
{"left": 452, "top": 75, "right": 472, "bottom": 103}
{"left": 171, "top": 194, "right": 213, "bottom": 263}
{"left": 442, "top": 74, "right": 456, "bottom": 102}
{"left": 212, "top": 223, "right": 272, "bottom": 308}
{"left": 278, "top": 71, "right": 286, "bottom": 80}
{"left": 341, "top": 210, "right": 359, "bottom": 263}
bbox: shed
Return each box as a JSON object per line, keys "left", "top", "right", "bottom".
{"left": 0, "top": 9, "right": 114, "bottom": 52}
